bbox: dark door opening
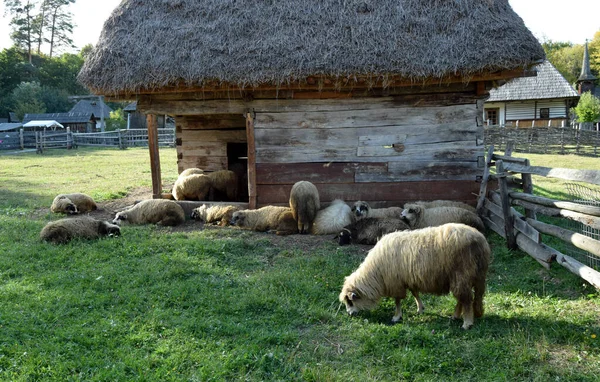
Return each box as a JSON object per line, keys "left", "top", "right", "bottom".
{"left": 228, "top": 142, "right": 249, "bottom": 202}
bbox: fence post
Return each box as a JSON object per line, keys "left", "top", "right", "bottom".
{"left": 35, "top": 131, "right": 41, "bottom": 154}
{"left": 66, "top": 127, "right": 72, "bottom": 149}
{"left": 19, "top": 129, "right": 24, "bottom": 150}
{"left": 118, "top": 129, "right": 124, "bottom": 149}
{"left": 496, "top": 160, "right": 517, "bottom": 249}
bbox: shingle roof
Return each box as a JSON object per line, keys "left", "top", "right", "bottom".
{"left": 487, "top": 60, "right": 579, "bottom": 102}
{"left": 0, "top": 123, "right": 23, "bottom": 132}
{"left": 22, "top": 112, "right": 94, "bottom": 124}
{"left": 69, "top": 100, "right": 112, "bottom": 119}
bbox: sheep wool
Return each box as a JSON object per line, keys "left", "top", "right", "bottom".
{"left": 40, "top": 216, "right": 120, "bottom": 244}
{"left": 339, "top": 223, "right": 490, "bottom": 329}
{"left": 50, "top": 193, "right": 98, "bottom": 214}
{"left": 289, "top": 181, "right": 320, "bottom": 234}
{"left": 230, "top": 205, "right": 298, "bottom": 235}
{"left": 338, "top": 217, "right": 410, "bottom": 246}
{"left": 351, "top": 201, "right": 403, "bottom": 220}
{"left": 191, "top": 204, "right": 241, "bottom": 226}
{"left": 402, "top": 204, "right": 485, "bottom": 233}
{"left": 310, "top": 199, "right": 353, "bottom": 235}
{"left": 172, "top": 173, "right": 212, "bottom": 201}
{"left": 113, "top": 199, "right": 185, "bottom": 226}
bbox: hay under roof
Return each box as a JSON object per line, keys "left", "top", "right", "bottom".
{"left": 79, "top": 0, "right": 545, "bottom": 96}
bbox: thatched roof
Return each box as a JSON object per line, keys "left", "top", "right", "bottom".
{"left": 487, "top": 60, "right": 579, "bottom": 102}
{"left": 79, "top": 0, "right": 545, "bottom": 96}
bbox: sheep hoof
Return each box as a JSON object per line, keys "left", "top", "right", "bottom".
{"left": 461, "top": 322, "right": 473, "bottom": 330}
{"left": 391, "top": 316, "right": 402, "bottom": 323}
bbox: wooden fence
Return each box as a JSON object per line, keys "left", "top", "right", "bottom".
{"left": 0, "top": 128, "right": 175, "bottom": 152}
{"left": 484, "top": 125, "right": 600, "bottom": 156}
{"left": 476, "top": 143, "right": 600, "bottom": 289}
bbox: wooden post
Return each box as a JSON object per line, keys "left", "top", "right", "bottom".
{"left": 118, "top": 129, "right": 124, "bottom": 150}
{"left": 521, "top": 158, "right": 536, "bottom": 219}
{"left": 147, "top": 114, "right": 162, "bottom": 199}
{"left": 246, "top": 111, "right": 257, "bottom": 209}
{"left": 476, "top": 145, "right": 494, "bottom": 215}
{"left": 66, "top": 127, "right": 72, "bottom": 149}
{"left": 19, "top": 129, "right": 24, "bottom": 150}
{"left": 497, "top": 160, "right": 517, "bottom": 249}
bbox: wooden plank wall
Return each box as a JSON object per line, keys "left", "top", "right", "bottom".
{"left": 176, "top": 114, "right": 246, "bottom": 173}
{"left": 253, "top": 102, "right": 484, "bottom": 207}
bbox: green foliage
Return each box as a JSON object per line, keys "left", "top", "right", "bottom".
{"left": 11, "top": 81, "right": 46, "bottom": 120}
{"left": 106, "top": 109, "right": 127, "bottom": 131}
{"left": 589, "top": 31, "right": 600, "bottom": 77}
{"left": 572, "top": 91, "right": 600, "bottom": 123}
{"left": 544, "top": 42, "right": 584, "bottom": 84}
{"left": 0, "top": 148, "right": 599, "bottom": 380}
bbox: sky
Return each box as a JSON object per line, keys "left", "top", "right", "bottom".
{"left": 0, "top": 0, "right": 599, "bottom": 53}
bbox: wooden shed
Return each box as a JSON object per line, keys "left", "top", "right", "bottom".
{"left": 79, "top": 0, "right": 545, "bottom": 209}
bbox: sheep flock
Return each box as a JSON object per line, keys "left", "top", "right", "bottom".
{"left": 40, "top": 174, "right": 492, "bottom": 329}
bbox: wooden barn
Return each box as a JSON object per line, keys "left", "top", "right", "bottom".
{"left": 79, "top": 0, "right": 545, "bottom": 209}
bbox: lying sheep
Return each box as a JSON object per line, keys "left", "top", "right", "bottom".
{"left": 289, "top": 181, "right": 320, "bottom": 234}
{"left": 113, "top": 199, "right": 185, "bottom": 226}
{"left": 410, "top": 200, "right": 476, "bottom": 213}
{"left": 207, "top": 170, "right": 238, "bottom": 201}
{"left": 338, "top": 217, "right": 410, "bottom": 246}
{"left": 172, "top": 173, "right": 212, "bottom": 201}
{"left": 351, "top": 201, "right": 403, "bottom": 220}
{"left": 310, "top": 199, "right": 353, "bottom": 235}
{"left": 401, "top": 204, "right": 485, "bottom": 233}
{"left": 40, "top": 216, "right": 120, "bottom": 244}
{"left": 230, "top": 206, "right": 298, "bottom": 235}
{"left": 339, "top": 223, "right": 490, "bottom": 329}
{"left": 191, "top": 204, "right": 241, "bottom": 226}
{"left": 50, "top": 193, "right": 97, "bottom": 214}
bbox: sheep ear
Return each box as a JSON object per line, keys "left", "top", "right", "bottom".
{"left": 347, "top": 292, "right": 359, "bottom": 301}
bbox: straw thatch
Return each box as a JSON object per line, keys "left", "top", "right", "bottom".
{"left": 79, "top": 0, "right": 545, "bottom": 96}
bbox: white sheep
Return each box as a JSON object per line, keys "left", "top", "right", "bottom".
{"left": 401, "top": 204, "right": 485, "bottom": 233}
{"left": 409, "top": 200, "right": 476, "bottom": 213}
{"left": 339, "top": 223, "right": 490, "bottom": 329}
{"left": 172, "top": 174, "right": 212, "bottom": 201}
{"left": 338, "top": 217, "right": 410, "bottom": 246}
{"left": 310, "top": 199, "right": 353, "bottom": 235}
{"left": 50, "top": 193, "right": 97, "bottom": 214}
{"left": 351, "top": 201, "right": 403, "bottom": 220}
{"left": 113, "top": 199, "right": 185, "bottom": 226}
{"left": 191, "top": 204, "right": 241, "bottom": 226}
{"left": 289, "top": 181, "right": 320, "bottom": 234}
{"left": 230, "top": 205, "right": 297, "bottom": 235}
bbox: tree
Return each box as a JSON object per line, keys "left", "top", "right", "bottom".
{"left": 588, "top": 30, "right": 600, "bottom": 77}
{"left": 44, "top": 0, "right": 76, "bottom": 57}
{"left": 544, "top": 42, "right": 583, "bottom": 84}
{"left": 10, "top": 81, "right": 46, "bottom": 120}
{"left": 572, "top": 92, "right": 600, "bottom": 124}
{"left": 106, "top": 109, "right": 127, "bottom": 131}
{"left": 4, "top": 0, "right": 40, "bottom": 64}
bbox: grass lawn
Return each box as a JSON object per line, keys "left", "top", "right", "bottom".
{"left": 0, "top": 147, "right": 598, "bottom": 381}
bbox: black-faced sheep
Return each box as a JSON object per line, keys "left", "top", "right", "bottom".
{"left": 401, "top": 204, "right": 485, "bottom": 233}
{"left": 338, "top": 217, "right": 410, "bottom": 246}
{"left": 50, "top": 193, "right": 97, "bottom": 214}
{"left": 172, "top": 173, "right": 212, "bottom": 201}
{"left": 289, "top": 181, "right": 320, "bottom": 234}
{"left": 40, "top": 216, "right": 121, "bottom": 244}
{"left": 410, "top": 200, "right": 476, "bottom": 213}
{"left": 191, "top": 204, "right": 241, "bottom": 226}
{"left": 230, "top": 206, "right": 298, "bottom": 235}
{"left": 351, "top": 201, "right": 403, "bottom": 220}
{"left": 179, "top": 167, "right": 204, "bottom": 177}
{"left": 207, "top": 170, "right": 238, "bottom": 201}
{"left": 113, "top": 199, "right": 185, "bottom": 226}
{"left": 310, "top": 199, "right": 353, "bottom": 235}
{"left": 339, "top": 223, "right": 490, "bottom": 329}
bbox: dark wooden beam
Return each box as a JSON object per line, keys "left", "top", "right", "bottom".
{"left": 147, "top": 114, "right": 162, "bottom": 198}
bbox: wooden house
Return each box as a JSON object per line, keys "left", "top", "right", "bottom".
{"left": 22, "top": 112, "right": 95, "bottom": 133}
{"left": 484, "top": 60, "right": 579, "bottom": 128}
{"left": 69, "top": 100, "right": 113, "bottom": 131}
{"left": 79, "top": 0, "right": 545, "bottom": 208}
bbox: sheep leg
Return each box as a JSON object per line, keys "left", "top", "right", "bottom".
{"left": 410, "top": 290, "right": 425, "bottom": 314}
{"left": 392, "top": 297, "right": 403, "bottom": 323}
{"left": 452, "top": 288, "right": 474, "bottom": 330}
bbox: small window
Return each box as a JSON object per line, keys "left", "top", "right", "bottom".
{"left": 485, "top": 108, "right": 499, "bottom": 125}
{"left": 539, "top": 108, "right": 550, "bottom": 119}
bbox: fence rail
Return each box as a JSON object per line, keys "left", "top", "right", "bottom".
{"left": 484, "top": 125, "right": 600, "bottom": 156}
{"left": 0, "top": 128, "right": 175, "bottom": 152}
{"left": 477, "top": 143, "right": 600, "bottom": 289}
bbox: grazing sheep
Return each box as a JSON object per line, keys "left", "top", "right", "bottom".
{"left": 339, "top": 223, "right": 490, "bottom": 329}
{"left": 410, "top": 200, "right": 476, "bottom": 213}
{"left": 401, "top": 204, "right": 485, "bottom": 233}
{"left": 207, "top": 170, "right": 238, "bottom": 201}
{"left": 230, "top": 206, "right": 298, "bottom": 235}
{"left": 40, "top": 216, "right": 120, "bottom": 244}
{"left": 351, "top": 201, "right": 403, "bottom": 220}
{"left": 289, "top": 181, "right": 320, "bottom": 234}
{"left": 179, "top": 167, "right": 204, "bottom": 177}
{"left": 113, "top": 199, "right": 185, "bottom": 226}
{"left": 191, "top": 204, "right": 241, "bottom": 226}
{"left": 50, "top": 193, "right": 97, "bottom": 214}
{"left": 310, "top": 199, "right": 353, "bottom": 235}
{"left": 338, "top": 217, "right": 410, "bottom": 246}
{"left": 172, "top": 173, "right": 212, "bottom": 201}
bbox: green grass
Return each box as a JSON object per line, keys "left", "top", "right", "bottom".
{"left": 0, "top": 147, "right": 599, "bottom": 381}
